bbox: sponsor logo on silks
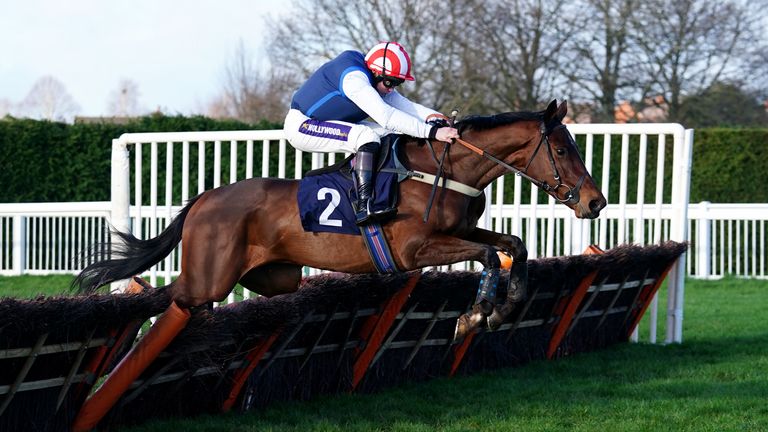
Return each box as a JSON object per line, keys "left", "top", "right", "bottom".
{"left": 300, "top": 120, "right": 351, "bottom": 140}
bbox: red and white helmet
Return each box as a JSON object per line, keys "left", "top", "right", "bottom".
{"left": 365, "top": 41, "right": 415, "bottom": 81}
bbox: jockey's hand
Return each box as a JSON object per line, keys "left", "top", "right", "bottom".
{"left": 427, "top": 118, "right": 449, "bottom": 128}
{"left": 435, "top": 127, "right": 460, "bottom": 143}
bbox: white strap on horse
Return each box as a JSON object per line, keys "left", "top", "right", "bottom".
{"left": 408, "top": 170, "right": 483, "bottom": 197}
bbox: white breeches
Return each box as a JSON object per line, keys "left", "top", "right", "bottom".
{"left": 284, "top": 109, "right": 390, "bottom": 153}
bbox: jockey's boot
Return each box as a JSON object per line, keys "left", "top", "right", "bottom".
{"left": 354, "top": 142, "right": 397, "bottom": 226}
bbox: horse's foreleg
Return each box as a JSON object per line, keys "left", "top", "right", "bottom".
{"left": 406, "top": 234, "right": 501, "bottom": 340}
{"left": 487, "top": 260, "right": 528, "bottom": 330}
{"left": 466, "top": 228, "right": 529, "bottom": 330}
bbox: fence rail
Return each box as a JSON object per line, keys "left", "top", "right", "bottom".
{"left": 2, "top": 201, "right": 764, "bottom": 279}
{"left": 0, "top": 202, "right": 111, "bottom": 275}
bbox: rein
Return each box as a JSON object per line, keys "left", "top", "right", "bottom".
{"left": 422, "top": 110, "right": 458, "bottom": 222}
{"left": 452, "top": 123, "right": 585, "bottom": 205}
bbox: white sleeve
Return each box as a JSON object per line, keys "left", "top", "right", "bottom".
{"left": 341, "top": 71, "right": 433, "bottom": 138}
{"left": 383, "top": 90, "right": 440, "bottom": 121}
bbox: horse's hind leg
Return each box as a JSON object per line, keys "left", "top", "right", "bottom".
{"left": 167, "top": 235, "right": 248, "bottom": 308}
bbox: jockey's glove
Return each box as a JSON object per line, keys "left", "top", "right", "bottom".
{"left": 427, "top": 118, "right": 450, "bottom": 128}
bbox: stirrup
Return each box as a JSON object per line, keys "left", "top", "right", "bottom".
{"left": 355, "top": 201, "right": 397, "bottom": 226}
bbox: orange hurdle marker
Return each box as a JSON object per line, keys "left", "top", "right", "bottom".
{"left": 221, "top": 332, "right": 281, "bottom": 413}
{"left": 72, "top": 278, "right": 148, "bottom": 405}
{"left": 351, "top": 273, "right": 420, "bottom": 390}
{"left": 546, "top": 245, "right": 604, "bottom": 359}
{"left": 625, "top": 260, "right": 677, "bottom": 338}
{"left": 72, "top": 301, "right": 191, "bottom": 431}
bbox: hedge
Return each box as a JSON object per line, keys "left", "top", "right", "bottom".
{"left": 0, "top": 115, "right": 279, "bottom": 203}
{"left": 689, "top": 129, "right": 768, "bottom": 203}
{"left": 1, "top": 117, "right": 766, "bottom": 204}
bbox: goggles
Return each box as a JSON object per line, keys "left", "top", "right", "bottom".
{"left": 381, "top": 77, "right": 405, "bottom": 89}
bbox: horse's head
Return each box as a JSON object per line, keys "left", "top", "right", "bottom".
{"left": 431, "top": 100, "right": 606, "bottom": 219}
{"left": 522, "top": 100, "right": 606, "bottom": 219}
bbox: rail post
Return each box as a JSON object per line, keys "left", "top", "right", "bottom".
{"left": 697, "top": 201, "right": 711, "bottom": 278}
{"left": 110, "top": 137, "right": 131, "bottom": 293}
{"left": 665, "top": 128, "right": 694, "bottom": 344}
{"left": 11, "top": 215, "right": 26, "bottom": 275}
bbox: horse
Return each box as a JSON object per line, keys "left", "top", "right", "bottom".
{"left": 75, "top": 99, "right": 606, "bottom": 341}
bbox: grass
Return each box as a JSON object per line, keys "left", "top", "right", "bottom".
{"left": 1, "top": 276, "right": 766, "bottom": 431}
{"left": 0, "top": 274, "right": 76, "bottom": 298}
{"left": 0, "top": 275, "right": 255, "bottom": 302}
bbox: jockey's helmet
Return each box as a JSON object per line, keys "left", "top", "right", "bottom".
{"left": 364, "top": 41, "right": 415, "bottom": 81}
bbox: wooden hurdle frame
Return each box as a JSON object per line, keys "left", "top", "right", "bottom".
{"left": 0, "top": 243, "right": 686, "bottom": 431}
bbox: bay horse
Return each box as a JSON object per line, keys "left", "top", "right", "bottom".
{"left": 75, "top": 100, "right": 606, "bottom": 340}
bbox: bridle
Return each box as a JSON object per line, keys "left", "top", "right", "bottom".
{"left": 454, "top": 122, "right": 586, "bottom": 205}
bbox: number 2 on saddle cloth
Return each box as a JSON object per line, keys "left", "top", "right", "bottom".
{"left": 297, "top": 140, "right": 400, "bottom": 236}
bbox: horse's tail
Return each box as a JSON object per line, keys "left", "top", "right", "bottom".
{"left": 73, "top": 194, "right": 203, "bottom": 293}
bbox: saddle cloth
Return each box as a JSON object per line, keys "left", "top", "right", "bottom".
{"left": 297, "top": 139, "right": 400, "bottom": 235}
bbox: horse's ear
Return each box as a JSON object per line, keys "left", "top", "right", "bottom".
{"left": 556, "top": 100, "right": 568, "bottom": 121}
{"left": 544, "top": 99, "right": 558, "bottom": 121}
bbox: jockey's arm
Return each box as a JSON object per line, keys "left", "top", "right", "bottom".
{"left": 383, "top": 90, "right": 440, "bottom": 122}
{"left": 342, "top": 71, "right": 434, "bottom": 138}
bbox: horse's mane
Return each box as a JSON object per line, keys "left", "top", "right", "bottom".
{"left": 456, "top": 111, "right": 544, "bottom": 133}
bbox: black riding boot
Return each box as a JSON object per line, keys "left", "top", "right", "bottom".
{"left": 354, "top": 142, "right": 397, "bottom": 226}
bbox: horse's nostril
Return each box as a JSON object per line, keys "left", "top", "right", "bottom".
{"left": 590, "top": 198, "right": 607, "bottom": 213}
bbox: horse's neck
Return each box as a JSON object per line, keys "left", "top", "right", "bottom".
{"left": 402, "top": 137, "right": 501, "bottom": 191}
{"left": 402, "top": 127, "right": 535, "bottom": 191}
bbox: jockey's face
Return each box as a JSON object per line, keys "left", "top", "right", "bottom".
{"left": 375, "top": 80, "right": 394, "bottom": 96}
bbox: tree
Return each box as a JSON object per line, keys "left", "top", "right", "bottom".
{"left": 632, "top": 0, "right": 762, "bottom": 122}
{"left": 679, "top": 82, "right": 768, "bottom": 128}
{"left": 211, "top": 40, "right": 295, "bottom": 123}
{"left": 264, "top": 0, "right": 489, "bottom": 114}
{"left": 258, "top": 0, "right": 766, "bottom": 122}
{"left": 0, "top": 98, "right": 13, "bottom": 118}
{"left": 560, "top": 0, "right": 640, "bottom": 122}
{"left": 743, "top": 17, "right": 768, "bottom": 101}
{"left": 20, "top": 75, "right": 80, "bottom": 122}
{"left": 107, "top": 79, "right": 143, "bottom": 116}
{"left": 479, "top": 0, "right": 577, "bottom": 111}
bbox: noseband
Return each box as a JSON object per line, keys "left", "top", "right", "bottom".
{"left": 454, "top": 123, "right": 585, "bottom": 205}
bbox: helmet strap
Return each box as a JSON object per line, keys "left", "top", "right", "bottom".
{"left": 382, "top": 41, "right": 390, "bottom": 76}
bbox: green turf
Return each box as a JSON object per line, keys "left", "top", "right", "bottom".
{"left": 0, "top": 274, "right": 76, "bottom": 298}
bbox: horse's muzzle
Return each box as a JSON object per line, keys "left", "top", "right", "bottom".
{"left": 582, "top": 196, "right": 607, "bottom": 219}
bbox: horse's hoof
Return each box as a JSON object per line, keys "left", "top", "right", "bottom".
{"left": 454, "top": 310, "right": 487, "bottom": 341}
{"left": 454, "top": 314, "right": 471, "bottom": 341}
{"left": 487, "top": 304, "right": 513, "bottom": 331}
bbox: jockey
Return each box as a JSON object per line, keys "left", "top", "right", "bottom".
{"left": 285, "top": 41, "right": 460, "bottom": 225}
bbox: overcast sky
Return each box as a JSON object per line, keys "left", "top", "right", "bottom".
{"left": 0, "top": 0, "right": 292, "bottom": 116}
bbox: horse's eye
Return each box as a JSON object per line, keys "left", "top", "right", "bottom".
{"left": 556, "top": 148, "right": 566, "bottom": 156}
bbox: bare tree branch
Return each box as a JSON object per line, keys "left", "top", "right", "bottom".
{"left": 632, "top": 0, "right": 761, "bottom": 121}
{"left": 107, "top": 79, "right": 143, "bottom": 116}
{"left": 21, "top": 76, "right": 81, "bottom": 122}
